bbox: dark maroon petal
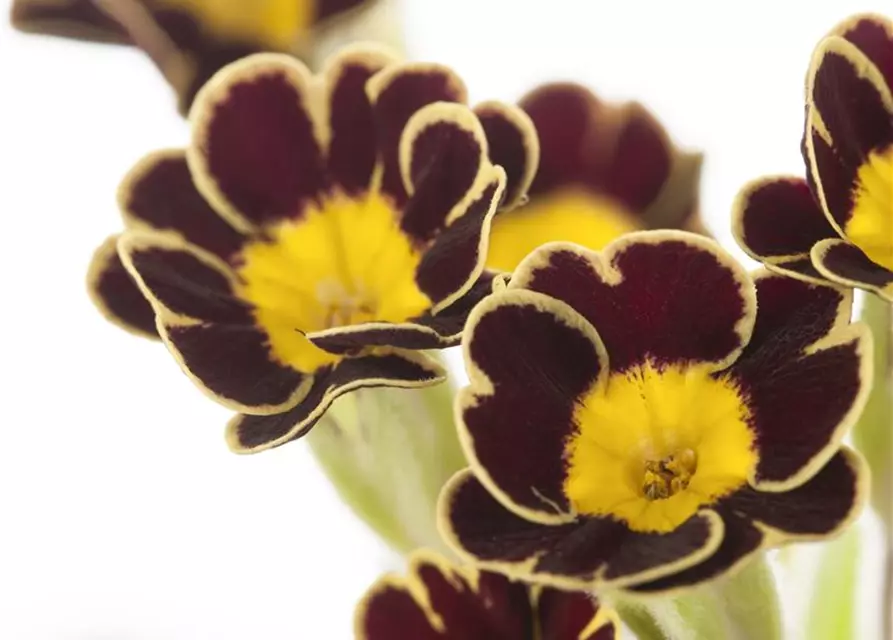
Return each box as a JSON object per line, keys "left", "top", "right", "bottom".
{"left": 356, "top": 552, "right": 534, "bottom": 640}
{"left": 733, "top": 176, "right": 837, "bottom": 260}
{"left": 515, "top": 236, "right": 754, "bottom": 373}
{"left": 227, "top": 351, "right": 444, "bottom": 452}
{"left": 725, "top": 448, "right": 865, "bottom": 538}
{"left": 602, "top": 103, "right": 672, "bottom": 213}
{"left": 315, "top": 0, "right": 369, "bottom": 21}
{"left": 87, "top": 235, "right": 159, "bottom": 338}
{"left": 805, "top": 126, "right": 855, "bottom": 231}
{"left": 627, "top": 511, "right": 764, "bottom": 594}
{"left": 356, "top": 583, "right": 442, "bottom": 640}
{"left": 369, "top": 64, "right": 467, "bottom": 203}
{"left": 190, "top": 56, "right": 328, "bottom": 230}
{"left": 767, "top": 257, "right": 828, "bottom": 283}
{"left": 308, "top": 322, "right": 454, "bottom": 354}
{"left": 411, "top": 275, "right": 496, "bottom": 341}
{"left": 813, "top": 239, "right": 893, "bottom": 300}
{"left": 809, "top": 40, "right": 893, "bottom": 171}
{"left": 729, "top": 272, "right": 868, "bottom": 487}
{"left": 415, "top": 177, "right": 505, "bottom": 311}
{"left": 400, "top": 103, "right": 493, "bottom": 244}
{"left": 118, "top": 235, "right": 252, "bottom": 324}
{"left": 460, "top": 290, "right": 606, "bottom": 519}
{"left": 324, "top": 48, "right": 397, "bottom": 195}
{"left": 121, "top": 150, "right": 244, "bottom": 259}
{"left": 537, "top": 588, "right": 618, "bottom": 640}
{"left": 163, "top": 322, "right": 309, "bottom": 411}
{"left": 475, "top": 101, "right": 538, "bottom": 209}
{"left": 11, "top": 0, "right": 130, "bottom": 43}
{"left": 520, "top": 83, "right": 599, "bottom": 195}
{"left": 836, "top": 14, "right": 893, "bottom": 87}
{"left": 440, "top": 470, "right": 722, "bottom": 589}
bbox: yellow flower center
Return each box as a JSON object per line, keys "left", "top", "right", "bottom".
{"left": 485, "top": 189, "right": 640, "bottom": 273}
{"left": 236, "top": 192, "right": 431, "bottom": 371}
{"left": 564, "top": 363, "right": 756, "bottom": 533}
{"left": 156, "top": 0, "right": 312, "bottom": 50}
{"left": 846, "top": 145, "right": 893, "bottom": 272}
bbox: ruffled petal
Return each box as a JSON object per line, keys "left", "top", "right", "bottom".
{"left": 458, "top": 289, "right": 607, "bottom": 522}
{"left": 227, "top": 351, "right": 445, "bottom": 452}
{"left": 812, "top": 239, "right": 893, "bottom": 301}
{"left": 189, "top": 54, "right": 328, "bottom": 231}
{"left": 87, "top": 235, "right": 158, "bottom": 338}
{"left": 439, "top": 470, "right": 723, "bottom": 590}
{"left": 728, "top": 271, "right": 871, "bottom": 489}
{"left": 512, "top": 233, "right": 756, "bottom": 373}
{"left": 475, "top": 101, "right": 539, "bottom": 210}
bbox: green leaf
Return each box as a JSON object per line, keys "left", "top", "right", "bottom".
{"left": 805, "top": 527, "right": 862, "bottom": 640}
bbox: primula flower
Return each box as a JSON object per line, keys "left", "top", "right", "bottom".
{"left": 11, "top": 0, "right": 376, "bottom": 112}
{"left": 354, "top": 550, "right": 619, "bottom": 639}
{"left": 439, "top": 232, "right": 870, "bottom": 593}
{"left": 486, "top": 83, "right": 704, "bottom": 273}
{"left": 734, "top": 14, "right": 893, "bottom": 301}
{"left": 88, "top": 46, "right": 537, "bottom": 453}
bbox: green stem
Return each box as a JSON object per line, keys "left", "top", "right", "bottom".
{"left": 306, "top": 354, "right": 466, "bottom": 555}
{"left": 614, "top": 554, "right": 783, "bottom": 640}
{"left": 852, "top": 295, "right": 893, "bottom": 640}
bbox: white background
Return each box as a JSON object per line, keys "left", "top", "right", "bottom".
{"left": 0, "top": 1, "right": 888, "bottom": 638}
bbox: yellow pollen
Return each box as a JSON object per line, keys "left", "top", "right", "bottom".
{"left": 155, "top": 0, "right": 313, "bottom": 50}
{"left": 845, "top": 145, "right": 893, "bottom": 272}
{"left": 564, "top": 363, "right": 756, "bottom": 533}
{"left": 486, "top": 189, "right": 640, "bottom": 272}
{"left": 643, "top": 449, "right": 698, "bottom": 501}
{"left": 235, "top": 192, "right": 431, "bottom": 372}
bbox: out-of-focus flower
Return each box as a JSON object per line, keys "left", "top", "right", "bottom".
{"left": 439, "top": 232, "right": 870, "bottom": 593}
{"left": 734, "top": 14, "right": 893, "bottom": 301}
{"left": 10, "top": 0, "right": 387, "bottom": 112}
{"left": 485, "top": 83, "right": 703, "bottom": 273}
{"left": 89, "top": 46, "right": 536, "bottom": 453}
{"left": 354, "top": 550, "right": 619, "bottom": 639}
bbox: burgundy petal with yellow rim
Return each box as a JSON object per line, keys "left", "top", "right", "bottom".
{"left": 367, "top": 63, "right": 468, "bottom": 203}
{"left": 415, "top": 177, "right": 505, "bottom": 312}
{"left": 119, "top": 149, "right": 244, "bottom": 259}
{"left": 118, "top": 233, "right": 252, "bottom": 324}
{"left": 307, "top": 276, "right": 496, "bottom": 354}
{"left": 631, "top": 449, "right": 866, "bottom": 594}
{"left": 227, "top": 351, "right": 444, "bottom": 452}
{"left": 457, "top": 289, "right": 607, "bottom": 523}
{"left": 189, "top": 54, "right": 328, "bottom": 232}
{"left": 355, "top": 549, "right": 618, "bottom": 640}
{"left": 11, "top": 0, "right": 129, "bottom": 43}
{"left": 731, "top": 175, "right": 837, "bottom": 282}
{"left": 398, "top": 100, "right": 508, "bottom": 310}
{"left": 813, "top": 239, "right": 893, "bottom": 301}
{"left": 323, "top": 46, "right": 399, "bottom": 195}
{"left": 438, "top": 470, "right": 724, "bottom": 591}
{"left": 475, "top": 101, "right": 539, "bottom": 210}
{"left": 161, "top": 321, "right": 311, "bottom": 413}
{"left": 833, "top": 14, "right": 893, "bottom": 84}
{"left": 87, "top": 235, "right": 158, "bottom": 339}
{"left": 727, "top": 271, "right": 871, "bottom": 489}
{"left": 512, "top": 233, "right": 756, "bottom": 373}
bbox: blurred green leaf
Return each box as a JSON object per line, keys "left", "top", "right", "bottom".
{"left": 805, "top": 527, "right": 862, "bottom": 640}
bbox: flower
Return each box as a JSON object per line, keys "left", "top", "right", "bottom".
{"left": 89, "top": 46, "right": 537, "bottom": 453}
{"left": 10, "top": 0, "right": 380, "bottom": 112}
{"left": 733, "top": 13, "right": 893, "bottom": 301}
{"left": 354, "top": 550, "right": 619, "bottom": 639}
{"left": 438, "top": 232, "right": 871, "bottom": 593}
{"left": 485, "top": 82, "right": 704, "bottom": 273}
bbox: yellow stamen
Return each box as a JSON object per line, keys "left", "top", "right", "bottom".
{"left": 564, "top": 363, "right": 756, "bottom": 533}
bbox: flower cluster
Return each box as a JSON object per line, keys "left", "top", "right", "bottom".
{"left": 11, "top": 5, "right": 893, "bottom": 638}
